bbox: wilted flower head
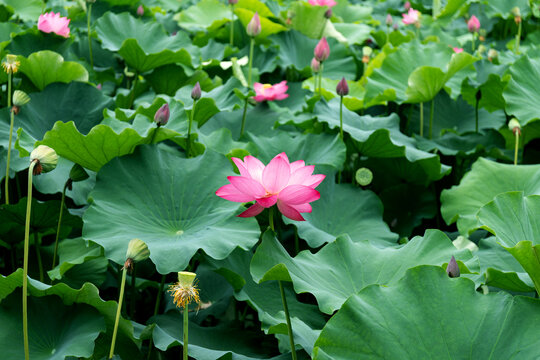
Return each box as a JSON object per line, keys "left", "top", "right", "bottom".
{"left": 169, "top": 271, "right": 201, "bottom": 309}
{"left": 216, "top": 153, "right": 325, "bottom": 221}
{"left": 314, "top": 37, "right": 330, "bottom": 62}
{"left": 467, "top": 15, "right": 480, "bottom": 32}
{"left": 253, "top": 81, "right": 289, "bottom": 102}
{"left": 2, "top": 54, "right": 20, "bottom": 74}
{"left": 30, "top": 145, "right": 58, "bottom": 175}
{"left": 154, "top": 103, "right": 170, "bottom": 126}
{"left": 446, "top": 256, "right": 460, "bottom": 278}
{"left": 311, "top": 58, "right": 321, "bottom": 73}
{"left": 453, "top": 47, "right": 464, "bottom": 54}
{"left": 336, "top": 77, "right": 349, "bottom": 96}
{"left": 308, "top": 0, "right": 337, "bottom": 7}
{"left": 136, "top": 5, "right": 144, "bottom": 16}
{"left": 38, "top": 12, "right": 71, "bottom": 38}
{"left": 246, "top": 12, "right": 261, "bottom": 37}
{"left": 402, "top": 8, "right": 420, "bottom": 27}
{"left": 191, "top": 82, "right": 201, "bottom": 101}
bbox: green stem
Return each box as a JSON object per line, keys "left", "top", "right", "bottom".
{"left": 419, "top": 102, "right": 424, "bottom": 137}
{"left": 514, "top": 131, "right": 519, "bottom": 166}
{"left": 5, "top": 73, "right": 13, "bottom": 205}
{"left": 339, "top": 96, "right": 344, "bottom": 140}
{"left": 87, "top": 3, "right": 93, "bottom": 68}
{"left": 269, "top": 206, "right": 274, "bottom": 232}
{"left": 240, "top": 97, "right": 248, "bottom": 139}
{"left": 278, "top": 280, "right": 297, "bottom": 360}
{"left": 147, "top": 275, "right": 166, "bottom": 360}
{"left": 247, "top": 37, "right": 255, "bottom": 88}
{"left": 318, "top": 63, "right": 324, "bottom": 97}
{"left": 294, "top": 228, "right": 299, "bottom": 255}
{"left": 150, "top": 124, "right": 160, "bottom": 144}
{"left": 186, "top": 99, "right": 197, "bottom": 158}
{"left": 52, "top": 182, "right": 68, "bottom": 270}
{"left": 23, "top": 160, "right": 37, "bottom": 360}
{"left": 230, "top": 5, "right": 234, "bottom": 46}
{"left": 110, "top": 266, "right": 127, "bottom": 359}
{"left": 34, "top": 232, "right": 43, "bottom": 283}
{"left": 128, "top": 74, "right": 139, "bottom": 109}
{"left": 516, "top": 21, "right": 522, "bottom": 54}
{"left": 183, "top": 304, "right": 189, "bottom": 360}
{"left": 475, "top": 93, "right": 479, "bottom": 133}
{"left": 428, "top": 99, "right": 434, "bottom": 139}
{"left": 130, "top": 264, "right": 136, "bottom": 319}
{"left": 318, "top": 18, "right": 327, "bottom": 39}
{"left": 471, "top": 32, "right": 475, "bottom": 52}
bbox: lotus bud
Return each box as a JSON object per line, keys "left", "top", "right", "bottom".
{"left": 228, "top": 0, "right": 238, "bottom": 4}
{"left": 126, "top": 238, "right": 150, "bottom": 262}
{"left": 96, "top": 83, "right": 102, "bottom": 90}
{"left": 404, "top": 1, "right": 411, "bottom": 11}
{"left": 137, "top": 5, "right": 144, "bottom": 16}
{"left": 386, "top": 14, "right": 393, "bottom": 26}
{"left": 336, "top": 77, "right": 349, "bottom": 96}
{"left": 191, "top": 82, "right": 201, "bottom": 101}
{"left": 246, "top": 12, "right": 261, "bottom": 37}
{"left": 512, "top": 6, "right": 521, "bottom": 23}
{"left": 314, "top": 37, "right": 330, "bottom": 62}
{"left": 154, "top": 103, "right": 170, "bottom": 126}
{"left": 477, "top": 44, "right": 487, "bottom": 56}
{"left": 508, "top": 118, "right": 521, "bottom": 135}
{"left": 355, "top": 167, "right": 373, "bottom": 186}
{"left": 324, "top": 9, "right": 332, "bottom": 19}
{"left": 362, "top": 46, "right": 372, "bottom": 64}
{"left": 13, "top": 90, "right": 30, "bottom": 107}
{"left": 467, "top": 15, "right": 480, "bottom": 33}
{"left": 311, "top": 58, "right": 321, "bottom": 73}
{"left": 69, "top": 163, "right": 89, "bottom": 182}
{"left": 487, "top": 48, "right": 498, "bottom": 62}
{"left": 30, "top": 145, "right": 58, "bottom": 176}
{"left": 1, "top": 54, "right": 20, "bottom": 74}
{"left": 446, "top": 256, "right": 460, "bottom": 278}
{"left": 479, "top": 29, "right": 486, "bottom": 42}
{"left": 393, "top": 24, "right": 398, "bottom": 31}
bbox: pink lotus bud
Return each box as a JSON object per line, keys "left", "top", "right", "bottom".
{"left": 137, "top": 5, "right": 144, "bottom": 16}
{"left": 228, "top": 0, "right": 238, "bottom": 4}
{"left": 246, "top": 12, "right": 261, "bottom": 37}
{"left": 324, "top": 9, "right": 332, "bottom": 19}
{"left": 96, "top": 83, "right": 102, "bottom": 90}
{"left": 386, "top": 14, "right": 393, "bottom": 26}
{"left": 154, "top": 103, "right": 170, "bottom": 126}
{"left": 404, "top": 1, "right": 411, "bottom": 10}
{"left": 191, "top": 82, "right": 201, "bottom": 100}
{"left": 311, "top": 58, "right": 321, "bottom": 73}
{"left": 467, "top": 15, "right": 480, "bottom": 32}
{"left": 336, "top": 77, "right": 349, "bottom": 96}
{"left": 446, "top": 256, "right": 460, "bottom": 278}
{"left": 314, "top": 37, "right": 330, "bottom": 62}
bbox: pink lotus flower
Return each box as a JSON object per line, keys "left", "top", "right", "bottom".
{"left": 308, "top": 0, "right": 337, "bottom": 7}
{"left": 253, "top": 81, "right": 289, "bottom": 102}
{"left": 467, "top": 15, "right": 480, "bottom": 32}
{"left": 216, "top": 153, "right": 325, "bottom": 221}
{"left": 38, "top": 12, "right": 70, "bottom": 38}
{"left": 453, "top": 47, "right": 464, "bottom": 53}
{"left": 402, "top": 8, "right": 420, "bottom": 26}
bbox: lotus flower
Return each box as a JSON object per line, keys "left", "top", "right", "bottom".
{"left": 308, "top": 0, "right": 337, "bottom": 8}
{"left": 216, "top": 153, "right": 325, "bottom": 221}
{"left": 402, "top": 8, "right": 420, "bottom": 26}
{"left": 467, "top": 15, "right": 480, "bottom": 32}
{"left": 253, "top": 81, "right": 289, "bottom": 102}
{"left": 38, "top": 12, "right": 70, "bottom": 38}
{"left": 453, "top": 47, "right": 464, "bottom": 53}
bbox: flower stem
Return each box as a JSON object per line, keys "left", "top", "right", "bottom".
{"left": 318, "top": 63, "right": 324, "bottom": 97}
{"left": 471, "top": 32, "right": 475, "bottom": 52}
{"left": 515, "top": 21, "right": 522, "bottom": 54}
{"left": 186, "top": 99, "right": 197, "bottom": 158}
{"left": 34, "top": 232, "right": 44, "bottom": 283}
{"left": 229, "top": 5, "right": 234, "bottom": 46}
{"left": 52, "top": 181, "right": 68, "bottom": 270}
{"left": 23, "top": 160, "right": 37, "bottom": 360}
{"left": 419, "top": 102, "right": 424, "bottom": 137}
{"left": 475, "top": 92, "right": 480, "bottom": 133}
{"left": 183, "top": 304, "right": 189, "bottom": 360}
{"left": 278, "top": 280, "right": 297, "bottom": 360}
{"left": 87, "top": 3, "right": 94, "bottom": 68}
{"left": 109, "top": 266, "right": 127, "bottom": 359}
{"left": 514, "top": 131, "right": 519, "bottom": 165}
{"left": 147, "top": 275, "right": 166, "bottom": 360}
{"left": 5, "top": 73, "right": 13, "bottom": 205}
{"left": 240, "top": 97, "right": 248, "bottom": 139}
{"left": 428, "top": 99, "right": 434, "bottom": 139}
{"left": 269, "top": 206, "right": 274, "bottom": 232}
{"left": 150, "top": 124, "right": 161, "bottom": 144}
{"left": 130, "top": 264, "right": 136, "bottom": 319}
{"left": 248, "top": 37, "right": 255, "bottom": 88}
{"left": 339, "top": 95, "right": 344, "bottom": 140}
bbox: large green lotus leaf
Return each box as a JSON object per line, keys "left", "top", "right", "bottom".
{"left": 83, "top": 147, "right": 260, "bottom": 273}
{"left": 251, "top": 230, "right": 476, "bottom": 314}
{"left": 484, "top": 0, "right": 530, "bottom": 19}
{"left": 95, "top": 12, "right": 196, "bottom": 72}
{"left": 503, "top": 56, "right": 540, "bottom": 125}
{"left": 174, "top": 0, "right": 230, "bottom": 31}
{"left": 234, "top": 8, "right": 287, "bottom": 39}
{"left": 207, "top": 249, "right": 326, "bottom": 354}
{"left": 247, "top": 131, "right": 345, "bottom": 171}
{"left": 314, "top": 99, "right": 450, "bottom": 183}
{"left": 441, "top": 158, "right": 540, "bottom": 235}
{"left": 477, "top": 237, "right": 535, "bottom": 293}
{"left": 283, "top": 180, "right": 396, "bottom": 248}
{"left": 312, "top": 266, "right": 540, "bottom": 360}
{"left": 477, "top": 192, "right": 540, "bottom": 292}
{"left": 365, "top": 41, "right": 477, "bottom": 104}
{"left": 332, "top": 23, "right": 371, "bottom": 45}
{"left": 288, "top": 1, "right": 327, "bottom": 39}
{"left": 18, "top": 50, "right": 88, "bottom": 91}
{"left": 415, "top": 130, "right": 507, "bottom": 157}
{"left": 6, "top": 82, "right": 113, "bottom": 141}
{"left": 6, "top": 28, "right": 73, "bottom": 58}
{"left": 0, "top": 0, "right": 43, "bottom": 21}
{"left": 0, "top": 269, "right": 141, "bottom": 359}
{"left": 0, "top": 290, "right": 105, "bottom": 360}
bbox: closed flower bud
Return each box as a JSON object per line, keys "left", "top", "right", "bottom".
{"left": 13, "top": 90, "right": 30, "bottom": 107}
{"left": 386, "top": 14, "right": 393, "bottom": 26}
{"left": 69, "top": 163, "right": 89, "bottom": 182}
{"left": 314, "top": 37, "right": 330, "bottom": 62}
{"left": 508, "top": 118, "right": 521, "bottom": 135}
{"left": 154, "top": 103, "right": 170, "bottom": 126}
{"left": 404, "top": 1, "right": 411, "bottom": 10}
{"left": 191, "top": 82, "right": 201, "bottom": 100}
{"left": 30, "top": 145, "right": 58, "bottom": 175}
{"left": 246, "top": 12, "right": 261, "bottom": 37}
{"left": 467, "top": 15, "right": 480, "bottom": 33}
{"left": 511, "top": 6, "right": 521, "bottom": 18}
{"left": 336, "top": 77, "right": 349, "bottom": 96}
{"left": 228, "top": 0, "right": 238, "bottom": 4}
{"left": 311, "top": 57, "right": 321, "bottom": 73}
{"left": 137, "top": 5, "right": 144, "bottom": 16}
{"left": 324, "top": 9, "right": 332, "bottom": 19}
{"left": 446, "top": 256, "right": 460, "bottom": 278}
{"left": 126, "top": 238, "right": 150, "bottom": 262}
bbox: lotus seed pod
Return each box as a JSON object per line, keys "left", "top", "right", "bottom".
{"left": 336, "top": 77, "right": 349, "bottom": 96}
{"left": 191, "top": 82, "right": 201, "bottom": 100}
{"left": 446, "top": 256, "right": 460, "bottom": 278}
{"left": 30, "top": 145, "right": 58, "bottom": 175}
{"left": 246, "top": 12, "right": 261, "bottom": 37}
{"left": 126, "top": 238, "right": 150, "bottom": 262}
{"left": 13, "top": 90, "right": 30, "bottom": 107}
{"left": 69, "top": 163, "right": 89, "bottom": 182}
{"left": 355, "top": 167, "right": 373, "bottom": 186}
{"left": 154, "top": 103, "right": 170, "bottom": 126}
{"left": 178, "top": 271, "right": 196, "bottom": 287}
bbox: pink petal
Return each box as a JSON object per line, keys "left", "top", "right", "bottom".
{"left": 262, "top": 156, "right": 290, "bottom": 193}
{"left": 228, "top": 176, "right": 266, "bottom": 198}
{"left": 277, "top": 201, "right": 305, "bottom": 221}
{"left": 289, "top": 160, "right": 305, "bottom": 173}
{"left": 274, "top": 93, "right": 289, "bottom": 100}
{"left": 253, "top": 83, "right": 264, "bottom": 93}
{"left": 292, "top": 203, "right": 312, "bottom": 213}
{"left": 244, "top": 156, "right": 265, "bottom": 183}
{"left": 278, "top": 185, "right": 320, "bottom": 205}
{"left": 232, "top": 157, "right": 250, "bottom": 178}
{"left": 238, "top": 203, "right": 265, "bottom": 217}
{"left": 216, "top": 184, "right": 256, "bottom": 202}
{"left": 304, "top": 174, "right": 326, "bottom": 188}
{"left": 257, "top": 195, "right": 278, "bottom": 208}
{"left": 254, "top": 95, "right": 267, "bottom": 102}
{"left": 274, "top": 152, "right": 289, "bottom": 164}
{"left": 289, "top": 165, "right": 314, "bottom": 185}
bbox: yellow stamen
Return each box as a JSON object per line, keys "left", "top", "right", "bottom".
{"left": 168, "top": 281, "right": 201, "bottom": 309}
{"left": 262, "top": 84, "right": 272, "bottom": 89}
